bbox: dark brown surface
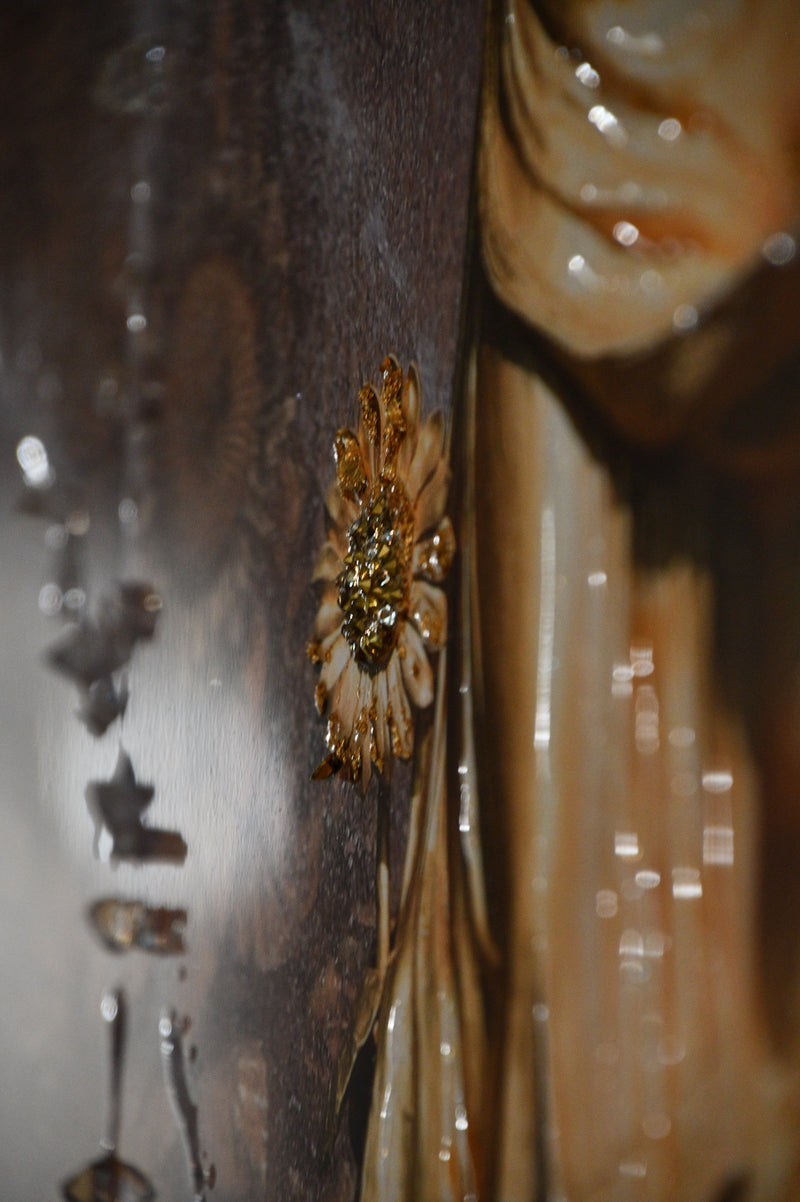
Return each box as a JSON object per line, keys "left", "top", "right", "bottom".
{"left": 0, "top": 3, "right": 482, "bottom": 1199}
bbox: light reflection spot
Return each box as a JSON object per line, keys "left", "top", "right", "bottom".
{"left": 763, "top": 231, "right": 796, "bottom": 266}
{"left": 613, "top": 221, "right": 639, "bottom": 247}
{"left": 131, "top": 180, "right": 151, "bottom": 204}
{"left": 119, "top": 497, "right": 139, "bottom": 526}
{"left": 440, "top": 1041, "right": 452, "bottom": 1058}
{"left": 619, "top": 928, "right": 643, "bottom": 958}
{"left": 657, "top": 1036, "right": 686, "bottom": 1065}
{"left": 673, "top": 304, "right": 698, "bottom": 331}
{"left": 644, "top": 931, "right": 667, "bottom": 958}
{"left": 44, "top": 524, "right": 68, "bottom": 551}
{"left": 596, "top": 889, "right": 618, "bottom": 918}
{"left": 65, "top": 509, "right": 90, "bottom": 537}
{"left": 575, "top": 61, "right": 600, "bottom": 88}
{"left": 64, "top": 587, "right": 87, "bottom": 612}
{"left": 634, "top": 869, "right": 660, "bottom": 890}
{"left": 672, "top": 867, "right": 702, "bottom": 899}
{"left": 532, "top": 1003, "right": 549, "bottom": 1023}
{"left": 588, "top": 570, "right": 607, "bottom": 587}
{"left": 127, "top": 313, "right": 147, "bottom": 333}
{"left": 658, "top": 118, "right": 682, "bottom": 141}
{"left": 38, "top": 583, "right": 63, "bottom": 616}
{"left": 640, "top": 268, "right": 663, "bottom": 295}
{"left": 101, "top": 993, "right": 119, "bottom": 1023}
{"left": 580, "top": 183, "right": 598, "bottom": 203}
{"left": 16, "top": 435, "right": 53, "bottom": 487}
{"left": 643, "top": 1113, "right": 672, "bottom": 1140}
{"left": 146, "top": 45, "right": 166, "bottom": 62}
{"left": 615, "top": 831, "right": 639, "bottom": 859}
{"left": 630, "top": 643, "right": 654, "bottom": 676}
{"left": 454, "top": 1104, "right": 469, "bottom": 1132}
{"left": 588, "top": 104, "right": 628, "bottom": 146}
{"left": 612, "top": 663, "right": 634, "bottom": 683}
{"left": 703, "top": 825, "right": 734, "bottom": 866}
{"left": 702, "top": 770, "right": 733, "bottom": 793}
{"left": 619, "top": 1159, "right": 647, "bottom": 1179}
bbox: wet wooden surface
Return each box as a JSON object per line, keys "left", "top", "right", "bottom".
{"left": 0, "top": 3, "right": 482, "bottom": 1198}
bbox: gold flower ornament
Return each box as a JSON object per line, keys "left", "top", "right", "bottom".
{"left": 308, "top": 356, "right": 454, "bottom": 785}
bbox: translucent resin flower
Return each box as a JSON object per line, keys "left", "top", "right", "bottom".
{"left": 308, "top": 356, "right": 454, "bottom": 785}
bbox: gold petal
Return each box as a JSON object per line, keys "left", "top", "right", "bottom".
{"left": 406, "top": 411, "right": 445, "bottom": 500}
{"left": 380, "top": 359, "right": 407, "bottom": 470}
{"left": 359, "top": 382, "right": 381, "bottom": 478}
{"left": 409, "top": 579, "right": 447, "bottom": 651}
{"left": 335, "top": 428, "right": 368, "bottom": 502}
{"left": 312, "top": 539, "right": 344, "bottom": 583}
{"left": 314, "top": 584, "right": 343, "bottom": 640}
{"left": 414, "top": 456, "right": 450, "bottom": 537}
{"left": 412, "top": 515, "right": 455, "bottom": 583}
{"left": 398, "top": 621, "right": 434, "bottom": 708}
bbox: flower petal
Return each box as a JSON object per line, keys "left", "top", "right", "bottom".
{"left": 313, "top": 539, "right": 344, "bottom": 583}
{"left": 314, "top": 584, "right": 343, "bottom": 640}
{"left": 373, "top": 668, "right": 389, "bottom": 770}
{"left": 325, "top": 481, "right": 358, "bottom": 531}
{"left": 414, "top": 457, "right": 450, "bottom": 537}
{"left": 358, "top": 382, "right": 381, "bottom": 479}
{"left": 406, "top": 411, "right": 445, "bottom": 501}
{"left": 412, "top": 515, "right": 455, "bottom": 583}
{"left": 335, "top": 428, "right": 369, "bottom": 502}
{"left": 404, "top": 362, "right": 421, "bottom": 431}
{"left": 410, "top": 579, "right": 447, "bottom": 651}
{"left": 320, "top": 631, "right": 351, "bottom": 695}
{"left": 398, "top": 364, "right": 422, "bottom": 477}
{"left": 331, "top": 655, "right": 361, "bottom": 734}
{"left": 386, "top": 655, "right": 414, "bottom": 759}
{"left": 398, "top": 621, "right": 434, "bottom": 708}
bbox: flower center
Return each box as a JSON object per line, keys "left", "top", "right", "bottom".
{"left": 338, "top": 478, "right": 413, "bottom": 673}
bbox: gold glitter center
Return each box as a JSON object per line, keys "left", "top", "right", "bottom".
{"left": 338, "top": 477, "right": 413, "bottom": 672}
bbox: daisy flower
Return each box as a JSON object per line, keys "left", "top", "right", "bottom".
{"left": 308, "top": 356, "right": 454, "bottom": 786}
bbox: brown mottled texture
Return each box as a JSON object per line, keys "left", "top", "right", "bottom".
{"left": 0, "top": 3, "right": 481, "bottom": 1200}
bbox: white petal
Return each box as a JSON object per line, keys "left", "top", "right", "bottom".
{"left": 373, "top": 669, "right": 389, "bottom": 768}
{"left": 320, "top": 632, "right": 351, "bottom": 694}
{"left": 325, "top": 481, "right": 358, "bottom": 531}
{"left": 313, "top": 539, "right": 343, "bottom": 583}
{"left": 398, "top": 364, "right": 422, "bottom": 476}
{"left": 405, "top": 412, "right": 445, "bottom": 500}
{"left": 386, "top": 655, "right": 414, "bottom": 758}
{"left": 314, "top": 584, "right": 343, "bottom": 640}
{"left": 414, "top": 457, "right": 450, "bottom": 536}
{"left": 409, "top": 580, "right": 447, "bottom": 651}
{"left": 332, "top": 656, "right": 361, "bottom": 733}
{"left": 399, "top": 622, "right": 434, "bottom": 708}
